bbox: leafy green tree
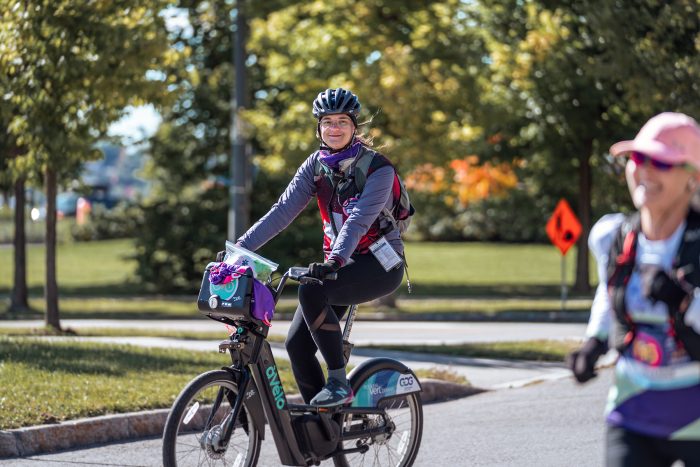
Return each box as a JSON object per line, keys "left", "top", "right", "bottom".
{"left": 473, "top": 0, "right": 700, "bottom": 291}
{"left": 136, "top": 0, "right": 323, "bottom": 291}
{"left": 1, "top": 0, "right": 173, "bottom": 329}
{"left": 0, "top": 66, "right": 30, "bottom": 313}
{"left": 245, "top": 0, "right": 493, "bottom": 171}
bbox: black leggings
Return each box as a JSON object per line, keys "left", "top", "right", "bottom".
{"left": 606, "top": 426, "right": 700, "bottom": 467}
{"left": 285, "top": 253, "right": 404, "bottom": 403}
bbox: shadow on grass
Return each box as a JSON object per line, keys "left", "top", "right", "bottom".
{"left": 398, "top": 283, "right": 594, "bottom": 298}
{"left": 0, "top": 283, "right": 156, "bottom": 297}
{"left": 0, "top": 282, "right": 592, "bottom": 299}
{"left": 362, "top": 343, "right": 577, "bottom": 363}
{"left": 0, "top": 339, "right": 217, "bottom": 376}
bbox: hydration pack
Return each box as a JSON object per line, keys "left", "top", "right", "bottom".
{"left": 607, "top": 210, "right": 700, "bottom": 360}
{"left": 315, "top": 146, "right": 415, "bottom": 234}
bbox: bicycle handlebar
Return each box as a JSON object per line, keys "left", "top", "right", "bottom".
{"left": 271, "top": 266, "right": 337, "bottom": 304}
{"left": 287, "top": 266, "right": 337, "bottom": 282}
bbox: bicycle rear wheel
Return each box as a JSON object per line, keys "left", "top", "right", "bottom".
{"left": 162, "top": 370, "right": 261, "bottom": 467}
{"left": 334, "top": 367, "right": 423, "bottom": 467}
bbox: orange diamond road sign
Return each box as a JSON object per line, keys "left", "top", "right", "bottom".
{"left": 546, "top": 199, "right": 582, "bottom": 255}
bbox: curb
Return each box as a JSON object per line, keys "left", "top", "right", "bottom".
{"left": 0, "top": 380, "right": 479, "bottom": 459}
{"left": 0, "top": 408, "right": 169, "bottom": 459}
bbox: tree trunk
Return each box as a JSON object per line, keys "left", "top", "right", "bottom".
{"left": 44, "top": 167, "right": 61, "bottom": 330}
{"left": 10, "top": 177, "right": 30, "bottom": 312}
{"left": 573, "top": 140, "right": 592, "bottom": 294}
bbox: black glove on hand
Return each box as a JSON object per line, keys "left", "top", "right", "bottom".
{"left": 567, "top": 337, "right": 608, "bottom": 384}
{"left": 308, "top": 260, "right": 339, "bottom": 280}
{"left": 648, "top": 270, "right": 691, "bottom": 312}
{"left": 215, "top": 250, "right": 226, "bottom": 262}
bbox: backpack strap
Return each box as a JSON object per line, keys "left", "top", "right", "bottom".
{"left": 352, "top": 147, "right": 376, "bottom": 191}
{"left": 607, "top": 212, "right": 640, "bottom": 351}
{"left": 670, "top": 209, "right": 700, "bottom": 360}
{"left": 351, "top": 148, "right": 402, "bottom": 233}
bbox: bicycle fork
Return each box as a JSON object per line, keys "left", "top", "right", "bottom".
{"left": 201, "top": 368, "right": 251, "bottom": 453}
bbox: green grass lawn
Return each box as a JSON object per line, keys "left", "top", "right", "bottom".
{"left": 0, "top": 336, "right": 295, "bottom": 430}
{"left": 371, "top": 340, "right": 581, "bottom": 362}
{"left": 0, "top": 238, "right": 596, "bottom": 319}
{"left": 0, "top": 335, "right": 472, "bottom": 429}
{"left": 2, "top": 331, "right": 569, "bottom": 429}
{"left": 0, "top": 238, "right": 142, "bottom": 296}
{"left": 0, "top": 238, "right": 595, "bottom": 294}
{"left": 404, "top": 241, "right": 595, "bottom": 296}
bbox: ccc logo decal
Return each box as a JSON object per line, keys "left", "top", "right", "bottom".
{"left": 399, "top": 375, "right": 415, "bottom": 387}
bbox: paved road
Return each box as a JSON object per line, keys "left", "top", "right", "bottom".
{"left": 2, "top": 370, "right": 612, "bottom": 466}
{"left": 3, "top": 319, "right": 588, "bottom": 345}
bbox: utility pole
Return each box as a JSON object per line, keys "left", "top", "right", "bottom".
{"left": 228, "top": 0, "right": 249, "bottom": 240}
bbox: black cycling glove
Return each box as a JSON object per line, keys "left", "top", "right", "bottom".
{"left": 308, "top": 260, "right": 340, "bottom": 280}
{"left": 567, "top": 337, "right": 608, "bottom": 384}
{"left": 648, "top": 270, "right": 692, "bottom": 313}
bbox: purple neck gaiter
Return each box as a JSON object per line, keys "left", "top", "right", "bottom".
{"left": 319, "top": 140, "right": 362, "bottom": 170}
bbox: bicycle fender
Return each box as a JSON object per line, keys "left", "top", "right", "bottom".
{"left": 347, "top": 358, "right": 422, "bottom": 407}
{"left": 223, "top": 367, "right": 267, "bottom": 439}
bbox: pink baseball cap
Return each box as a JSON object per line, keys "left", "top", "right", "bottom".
{"left": 610, "top": 112, "right": 700, "bottom": 171}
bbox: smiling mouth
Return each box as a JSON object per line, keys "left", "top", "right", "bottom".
{"left": 639, "top": 182, "right": 661, "bottom": 194}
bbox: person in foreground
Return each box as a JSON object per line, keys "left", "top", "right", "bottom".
{"left": 227, "top": 88, "right": 406, "bottom": 407}
{"left": 568, "top": 112, "right": 700, "bottom": 466}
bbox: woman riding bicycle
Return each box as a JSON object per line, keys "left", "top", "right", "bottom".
{"left": 227, "top": 88, "right": 405, "bottom": 407}
{"left": 568, "top": 112, "right": 700, "bottom": 466}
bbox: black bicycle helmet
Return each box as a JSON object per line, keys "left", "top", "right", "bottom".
{"left": 312, "top": 88, "right": 361, "bottom": 120}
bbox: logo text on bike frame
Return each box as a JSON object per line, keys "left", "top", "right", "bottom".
{"left": 266, "top": 365, "right": 286, "bottom": 409}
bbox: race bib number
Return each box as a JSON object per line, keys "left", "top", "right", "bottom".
{"left": 369, "top": 236, "right": 403, "bottom": 272}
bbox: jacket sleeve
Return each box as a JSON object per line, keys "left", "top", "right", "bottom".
{"left": 585, "top": 213, "right": 625, "bottom": 341}
{"left": 236, "top": 154, "right": 317, "bottom": 251}
{"left": 329, "top": 165, "right": 395, "bottom": 265}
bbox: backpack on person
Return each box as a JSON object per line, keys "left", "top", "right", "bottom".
{"left": 315, "top": 146, "right": 415, "bottom": 234}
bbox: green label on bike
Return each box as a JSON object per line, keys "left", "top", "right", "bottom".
{"left": 266, "top": 365, "right": 286, "bottom": 410}
{"left": 209, "top": 277, "right": 239, "bottom": 301}
{"left": 352, "top": 370, "right": 421, "bottom": 407}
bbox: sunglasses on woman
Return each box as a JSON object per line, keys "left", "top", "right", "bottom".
{"left": 630, "top": 151, "right": 684, "bottom": 171}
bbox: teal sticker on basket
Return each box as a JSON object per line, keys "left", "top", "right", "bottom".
{"left": 210, "top": 277, "right": 239, "bottom": 300}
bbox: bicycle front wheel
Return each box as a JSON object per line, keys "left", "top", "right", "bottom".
{"left": 334, "top": 365, "right": 423, "bottom": 467}
{"left": 162, "top": 370, "right": 262, "bottom": 467}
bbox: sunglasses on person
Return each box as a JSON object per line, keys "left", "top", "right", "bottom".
{"left": 629, "top": 151, "right": 686, "bottom": 171}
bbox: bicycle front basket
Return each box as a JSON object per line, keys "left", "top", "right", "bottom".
{"left": 197, "top": 267, "right": 254, "bottom": 322}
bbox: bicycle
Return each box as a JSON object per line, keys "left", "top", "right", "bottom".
{"left": 162, "top": 262, "right": 424, "bottom": 467}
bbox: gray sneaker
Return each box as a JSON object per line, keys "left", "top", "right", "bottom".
{"left": 310, "top": 378, "right": 354, "bottom": 407}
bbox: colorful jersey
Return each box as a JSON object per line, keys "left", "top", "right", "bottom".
{"left": 236, "top": 147, "right": 403, "bottom": 266}
{"left": 587, "top": 214, "right": 700, "bottom": 440}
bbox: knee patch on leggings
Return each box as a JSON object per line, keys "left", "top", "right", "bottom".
{"left": 308, "top": 306, "right": 341, "bottom": 333}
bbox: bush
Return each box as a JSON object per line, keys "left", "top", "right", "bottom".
{"left": 132, "top": 169, "right": 323, "bottom": 293}
{"left": 70, "top": 203, "right": 143, "bottom": 241}
{"left": 409, "top": 188, "right": 551, "bottom": 243}
{"left": 133, "top": 188, "right": 227, "bottom": 293}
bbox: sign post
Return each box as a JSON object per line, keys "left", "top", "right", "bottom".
{"left": 545, "top": 199, "right": 582, "bottom": 311}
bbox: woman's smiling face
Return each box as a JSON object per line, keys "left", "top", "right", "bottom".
{"left": 625, "top": 155, "right": 696, "bottom": 212}
{"left": 319, "top": 114, "right": 355, "bottom": 150}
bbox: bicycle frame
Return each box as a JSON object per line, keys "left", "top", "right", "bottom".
{"left": 202, "top": 268, "right": 416, "bottom": 466}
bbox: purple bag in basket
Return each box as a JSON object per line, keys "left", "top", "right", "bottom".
{"left": 252, "top": 280, "right": 275, "bottom": 326}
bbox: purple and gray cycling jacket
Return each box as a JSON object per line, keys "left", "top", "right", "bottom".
{"left": 236, "top": 148, "right": 403, "bottom": 266}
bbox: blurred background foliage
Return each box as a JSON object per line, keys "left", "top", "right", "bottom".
{"left": 3, "top": 0, "right": 700, "bottom": 293}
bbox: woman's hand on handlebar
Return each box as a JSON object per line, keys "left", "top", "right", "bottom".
{"left": 308, "top": 260, "right": 340, "bottom": 280}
